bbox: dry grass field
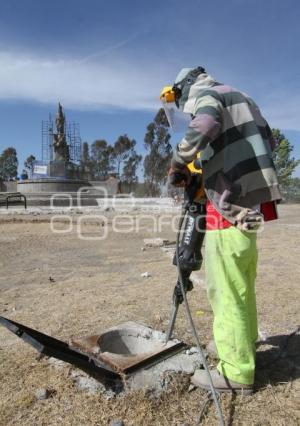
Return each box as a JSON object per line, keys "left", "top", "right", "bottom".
{"left": 0, "top": 204, "right": 299, "bottom": 425}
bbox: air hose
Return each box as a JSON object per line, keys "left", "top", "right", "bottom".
{"left": 176, "top": 207, "right": 225, "bottom": 426}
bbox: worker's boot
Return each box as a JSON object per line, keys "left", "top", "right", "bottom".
{"left": 191, "top": 369, "right": 253, "bottom": 395}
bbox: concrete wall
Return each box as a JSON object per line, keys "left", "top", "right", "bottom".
{"left": 17, "top": 179, "right": 91, "bottom": 194}
{"left": 0, "top": 181, "right": 18, "bottom": 192}
{"left": 17, "top": 177, "right": 120, "bottom": 197}
{"left": 88, "top": 179, "right": 119, "bottom": 196}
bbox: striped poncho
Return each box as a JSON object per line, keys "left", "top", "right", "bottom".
{"left": 171, "top": 73, "right": 281, "bottom": 223}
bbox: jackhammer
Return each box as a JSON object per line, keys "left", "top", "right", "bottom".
{"left": 165, "top": 171, "right": 206, "bottom": 342}
{"left": 166, "top": 163, "right": 225, "bottom": 426}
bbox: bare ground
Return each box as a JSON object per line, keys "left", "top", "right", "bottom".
{"left": 0, "top": 204, "right": 299, "bottom": 425}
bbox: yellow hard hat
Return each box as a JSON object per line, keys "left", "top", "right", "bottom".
{"left": 160, "top": 86, "right": 175, "bottom": 103}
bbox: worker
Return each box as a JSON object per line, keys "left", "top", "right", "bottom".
{"left": 160, "top": 67, "right": 281, "bottom": 393}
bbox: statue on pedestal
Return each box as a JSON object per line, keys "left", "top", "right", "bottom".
{"left": 53, "top": 103, "right": 69, "bottom": 162}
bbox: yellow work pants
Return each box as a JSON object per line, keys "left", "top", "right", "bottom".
{"left": 205, "top": 227, "right": 258, "bottom": 385}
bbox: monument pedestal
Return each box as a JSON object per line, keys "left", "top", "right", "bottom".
{"left": 47, "top": 161, "right": 67, "bottom": 178}
{"left": 47, "top": 161, "right": 81, "bottom": 180}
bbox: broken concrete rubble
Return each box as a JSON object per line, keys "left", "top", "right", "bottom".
{"left": 126, "top": 348, "right": 203, "bottom": 394}
{"left": 141, "top": 271, "right": 151, "bottom": 278}
{"left": 110, "top": 421, "right": 124, "bottom": 426}
{"left": 71, "top": 370, "right": 115, "bottom": 399}
{"left": 143, "top": 238, "right": 175, "bottom": 248}
{"left": 66, "top": 343, "right": 203, "bottom": 397}
{"left": 35, "top": 388, "right": 52, "bottom": 400}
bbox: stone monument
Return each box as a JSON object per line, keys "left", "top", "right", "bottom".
{"left": 48, "top": 103, "right": 73, "bottom": 178}
{"left": 17, "top": 103, "right": 92, "bottom": 201}
{"left": 17, "top": 103, "right": 119, "bottom": 205}
{"left": 53, "top": 103, "right": 70, "bottom": 162}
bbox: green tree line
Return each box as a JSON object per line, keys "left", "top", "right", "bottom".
{"left": 79, "top": 109, "right": 172, "bottom": 195}
{"left": 1, "top": 113, "right": 300, "bottom": 199}
{"left": 0, "top": 147, "right": 18, "bottom": 181}
{"left": 272, "top": 129, "right": 300, "bottom": 201}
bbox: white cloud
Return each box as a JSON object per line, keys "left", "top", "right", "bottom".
{"left": 0, "top": 50, "right": 164, "bottom": 111}
{"left": 1, "top": 49, "right": 299, "bottom": 133}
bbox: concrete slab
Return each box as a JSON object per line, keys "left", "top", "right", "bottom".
{"left": 70, "top": 322, "right": 186, "bottom": 374}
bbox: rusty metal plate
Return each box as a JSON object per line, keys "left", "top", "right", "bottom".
{"left": 70, "top": 322, "right": 187, "bottom": 374}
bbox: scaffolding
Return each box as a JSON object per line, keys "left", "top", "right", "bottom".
{"left": 41, "top": 114, "right": 54, "bottom": 163}
{"left": 41, "top": 114, "right": 82, "bottom": 164}
{"left": 65, "top": 121, "right": 82, "bottom": 163}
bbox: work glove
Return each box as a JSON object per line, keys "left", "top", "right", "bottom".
{"left": 235, "top": 208, "right": 264, "bottom": 231}
{"left": 168, "top": 166, "right": 191, "bottom": 187}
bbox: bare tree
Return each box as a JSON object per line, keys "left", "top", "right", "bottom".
{"left": 144, "top": 109, "right": 172, "bottom": 196}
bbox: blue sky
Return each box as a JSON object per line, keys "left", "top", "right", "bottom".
{"left": 0, "top": 0, "right": 299, "bottom": 177}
